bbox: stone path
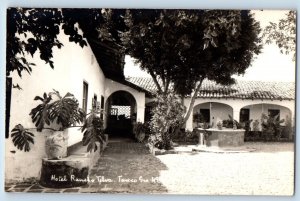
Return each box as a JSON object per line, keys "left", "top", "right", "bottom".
{"left": 5, "top": 138, "right": 168, "bottom": 193}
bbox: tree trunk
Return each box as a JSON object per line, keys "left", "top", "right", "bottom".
{"left": 149, "top": 70, "right": 163, "bottom": 93}
{"left": 182, "top": 80, "right": 203, "bottom": 125}
{"left": 173, "top": 79, "right": 203, "bottom": 136}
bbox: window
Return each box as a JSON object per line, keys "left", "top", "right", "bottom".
{"left": 240, "top": 109, "right": 250, "bottom": 123}
{"left": 6, "top": 77, "right": 12, "bottom": 138}
{"left": 82, "top": 82, "right": 88, "bottom": 113}
{"left": 92, "top": 94, "right": 97, "bottom": 110}
{"left": 100, "top": 96, "right": 104, "bottom": 109}
{"left": 199, "top": 109, "right": 210, "bottom": 123}
{"left": 268, "top": 109, "right": 280, "bottom": 120}
{"left": 100, "top": 95, "right": 104, "bottom": 120}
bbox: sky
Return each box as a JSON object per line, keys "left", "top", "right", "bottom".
{"left": 124, "top": 10, "right": 296, "bottom": 82}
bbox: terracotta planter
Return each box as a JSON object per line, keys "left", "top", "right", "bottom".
{"left": 45, "top": 131, "right": 68, "bottom": 159}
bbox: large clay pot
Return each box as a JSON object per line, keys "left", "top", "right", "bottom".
{"left": 45, "top": 131, "right": 68, "bottom": 159}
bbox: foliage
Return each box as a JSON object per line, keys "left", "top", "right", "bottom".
{"left": 216, "top": 121, "right": 223, "bottom": 129}
{"left": 263, "top": 11, "right": 296, "bottom": 61}
{"left": 11, "top": 90, "right": 104, "bottom": 153}
{"left": 29, "top": 90, "right": 85, "bottom": 131}
{"left": 121, "top": 9, "right": 262, "bottom": 128}
{"left": 48, "top": 90, "right": 85, "bottom": 130}
{"left": 81, "top": 109, "right": 105, "bottom": 152}
{"left": 172, "top": 129, "right": 198, "bottom": 143}
{"left": 6, "top": 8, "right": 114, "bottom": 77}
{"left": 252, "top": 119, "right": 260, "bottom": 131}
{"left": 132, "top": 122, "right": 148, "bottom": 142}
{"left": 281, "top": 115, "right": 292, "bottom": 138}
{"left": 11, "top": 124, "right": 35, "bottom": 152}
{"left": 193, "top": 112, "right": 210, "bottom": 129}
{"left": 261, "top": 113, "right": 285, "bottom": 140}
{"left": 193, "top": 112, "right": 205, "bottom": 124}
{"left": 148, "top": 92, "right": 185, "bottom": 150}
{"left": 222, "top": 114, "right": 239, "bottom": 128}
{"left": 222, "top": 114, "right": 251, "bottom": 129}
{"left": 29, "top": 92, "right": 53, "bottom": 132}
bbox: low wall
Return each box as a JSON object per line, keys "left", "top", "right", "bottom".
{"left": 206, "top": 129, "right": 245, "bottom": 147}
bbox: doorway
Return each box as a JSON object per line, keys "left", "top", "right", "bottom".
{"left": 105, "top": 91, "right": 137, "bottom": 138}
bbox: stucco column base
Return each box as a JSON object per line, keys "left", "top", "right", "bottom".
{"left": 40, "top": 155, "right": 89, "bottom": 188}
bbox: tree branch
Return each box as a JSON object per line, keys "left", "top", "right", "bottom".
{"left": 164, "top": 77, "right": 170, "bottom": 93}
{"left": 148, "top": 69, "right": 163, "bottom": 93}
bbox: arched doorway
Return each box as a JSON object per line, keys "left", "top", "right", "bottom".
{"left": 240, "top": 103, "right": 293, "bottom": 138}
{"left": 105, "top": 91, "right": 137, "bottom": 138}
{"left": 193, "top": 102, "right": 233, "bottom": 128}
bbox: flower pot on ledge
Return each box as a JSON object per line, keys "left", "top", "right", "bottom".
{"left": 45, "top": 131, "right": 68, "bottom": 159}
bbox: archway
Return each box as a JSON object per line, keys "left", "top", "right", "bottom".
{"left": 240, "top": 103, "right": 292, "bottom": 130}
{"left": 193, "top": 102, "right": 233, "bottom": 128}
{"left": 105, "top": 91, "right": 137, "bottom": 138}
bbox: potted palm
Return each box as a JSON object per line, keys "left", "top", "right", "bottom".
{"left": 10, "top": 89, "right": 106, "bottom": 158}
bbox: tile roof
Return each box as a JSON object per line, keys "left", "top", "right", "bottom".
{"left": 126, "top": 77, "right": 295, "bottom": 100}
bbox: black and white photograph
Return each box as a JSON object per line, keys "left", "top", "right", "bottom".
{"left": 4, "top": 8, "right": 296, "bottom": 195}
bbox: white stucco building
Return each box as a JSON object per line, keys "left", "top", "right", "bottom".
{"left": 127, "top": 77, "right": 295, "bottom": 134}
{"left": 5, "top": 27, "right": 295, "bottom": 182}
{"left": 5, "top": 30, "right": 148, "bottom": 182}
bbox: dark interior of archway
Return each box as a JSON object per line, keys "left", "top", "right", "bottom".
{"left": 106, "top": 91, "right": 137, "bottom": 138}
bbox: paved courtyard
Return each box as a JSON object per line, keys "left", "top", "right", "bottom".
{"left": 6, "top": 140, "right": 294, "bottom": 195}
{"left": 157, "top": 142, "right": 295, "bottom": 195}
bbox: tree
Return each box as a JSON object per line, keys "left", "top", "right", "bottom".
{"left": 6, "top": 8, "right": 114, "bottom": 77}
{"left": 263, "top": 10, "right": 296, "bottom": 61}
{"left": 121, "top": 9, "right": 262, "bottom": 132}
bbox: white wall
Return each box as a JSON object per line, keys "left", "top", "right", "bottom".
{"left": 185, "top": 98, "right": 295, "bottom": 131}
{"left": 5, "top": 29, "right": 106, "bottom": 182}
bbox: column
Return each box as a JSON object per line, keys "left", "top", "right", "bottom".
{"left": 136, "top": 93, "right": 145, "bottom": 123}
{"left": 232, "top": 107, "right": 241, "bottom": 122}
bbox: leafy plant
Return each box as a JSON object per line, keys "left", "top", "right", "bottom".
{"left": 261, "top": 113, "right": 285, "bottom": 141}
{"left": 29, "top": 90, "right": 85, "bottom": 131}
{"left": 217, "top": 121, "right": 223, "bottom": 130}
{"left": 148, "top": 92, "right": 185, "bottom": 150}
{"left": 133, "top": 122, "right": 148, "bottom": 143}
{"left": 281, "top": 115, "right": 292, "bottom": 139}
{"left": 11, "top": 124, "right": 34, "bottom": 152}
{"left": 193, "top": 112, "right": 207, "bottom": 128}
{"left": 29, "top": 93, "right": 52, "bottom": 131}
{"left": 81, "top": 109, "right": 105, "bottom": 152}
{"left": 222, "top": 114, "right": 242, "bottom": 129}
{"left": 11, "top": 90, "right": 104, "bottom": 153}
{"left": 48, "top": 90, "right": 85, "bottom": 129}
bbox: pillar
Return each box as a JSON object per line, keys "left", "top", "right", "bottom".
{"left": 136, "top": 93, "right": 145, "bottom": 123}
{"left": 232, "top": 107, "right": 241, "bottom": 122}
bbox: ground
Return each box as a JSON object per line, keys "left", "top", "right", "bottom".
{"left": 157, "top": 142, "right": 294, "bottom": 195}
{"left": 5, "top": 140, "right": 294, "bottom": 195}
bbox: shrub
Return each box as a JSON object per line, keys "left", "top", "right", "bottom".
{"left": 148, "top": 93, "right": 185, "bottom": 150}
{"left": 281, "top": 115, "right": 293, "bottom": 139}
{"left": 133, "top": 122, "right": 150, "bottom": 143}
{"left": 261, "top": 113, "right": 284, "bottom": 141}
{"left": 222, "top": 114, "right": 243, "bottom": 129}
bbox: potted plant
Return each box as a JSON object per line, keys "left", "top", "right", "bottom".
{"left": 217, "top": 121, "right": 223, "bottom": 130}
{"left": 10, "top": 89, "right": 106, "bottom": 158}
{"left": 193, "top": 112, "right": 204, "bottom": 128}
{"left": 261, "top": 113, "right": 285, "bottom": 141}
{"left": 133, "top": 122, "right": 147, "bottom": 142}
